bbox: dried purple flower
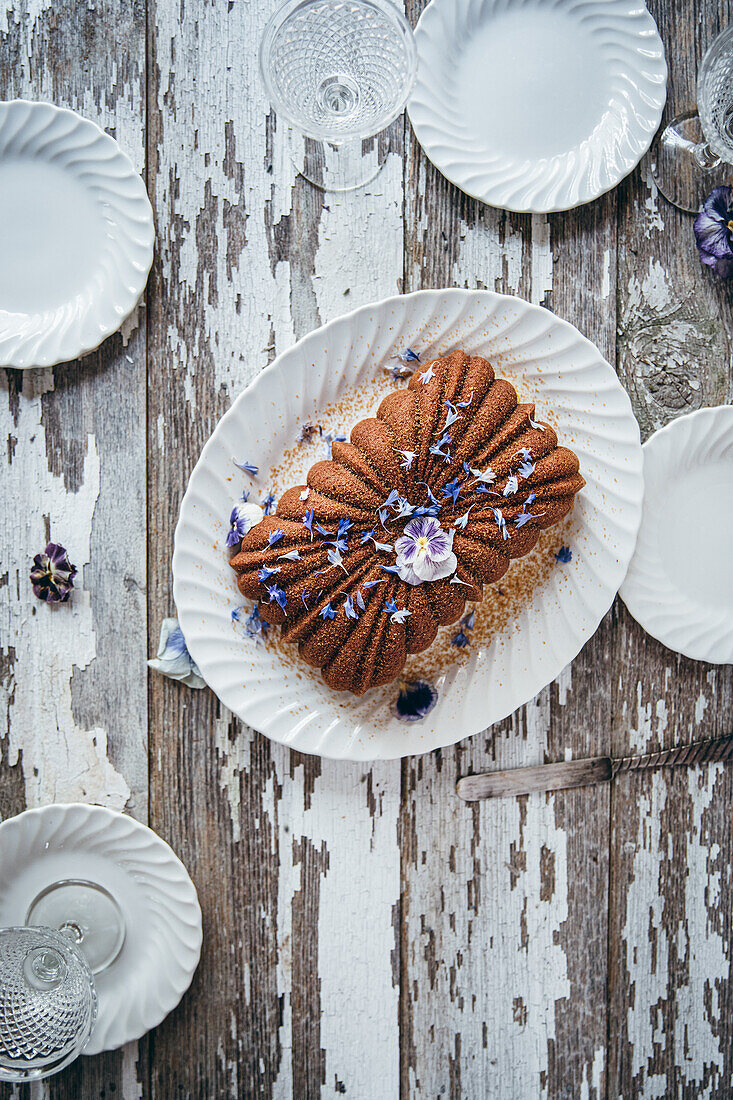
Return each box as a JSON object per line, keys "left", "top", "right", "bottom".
{"left": 555, "top": 545, "right": 572, "bottom": 564}
{"left": 394, "top": 679, "right": 438, "bottom": 722}
{"left": 694, "top": 186, "right": 733, "bottom": 276}
{"left": 30, "top": 543, "right": 77, "bottom": 603}
{"left": 451, "top": 629, "right": 470, "bottom": 648}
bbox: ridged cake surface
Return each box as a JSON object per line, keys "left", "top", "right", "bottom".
{"left": 230, "top": 350, "right": 585, "bottom": 695}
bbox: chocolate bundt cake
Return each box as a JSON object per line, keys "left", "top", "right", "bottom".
{"left": 230, "top": 350, "right": 585, "bottom": 695}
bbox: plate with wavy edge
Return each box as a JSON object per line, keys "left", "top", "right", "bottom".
{"left": 0, "top": 804, "right": 202, "bottom": 1054}
{"left": 173, "top": 288, "right": 643, "bottom": 760}
{"left": 0, "top": 101, "right": 154, "bottom": 369}
{"left": 407, "top": 0, "right": 667, "bottom": 213}
{"left": 620, "top": 406, "right": 733, "bottom": 664}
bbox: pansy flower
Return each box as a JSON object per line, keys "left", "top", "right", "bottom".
{"left": 148, "top": 618, "right": 205, "bottom": 688}
{"left": 694, "top": 185, "right": 733, "bottom": 276}
{"left": 226, "top": 502, "right": 264, "bottom": 548}
{"left": 30, "top": 542, "right": 77, "bottom": 603}
{"left": 394, "top": 517, "right": 458, "bottom": 585}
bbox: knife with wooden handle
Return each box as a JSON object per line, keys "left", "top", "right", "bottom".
{"left": 456, "top": 733, "right": 733, "bottom": 801}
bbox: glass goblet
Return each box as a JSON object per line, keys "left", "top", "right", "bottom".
{"left": 0, "top": 926, "right": 97, "bottom": 1082}
{"left": 652, "top": 24, "right": 733, "bottom": 212}
{"left": 259, "top": 0, "right": 417, "bottom": 192}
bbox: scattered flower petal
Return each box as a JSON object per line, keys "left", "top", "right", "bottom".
{"left": 267, "top": 529, "right": 284, "bottom": 546}
{"left": 555, "top": 545, "right": 572, "bottom": 564}
{"left": 451, "top": 628, "right": 470, "bottom": 648}
{"left": 234, "top": 459, "right": 258, "bottom": 476}
{"left": 418, "top": 366, "right": 435, "bottom": 384}
{"left": 148, "top": 618, "right": 205, "bottom": 688}
{"left": 319, "top": 601, "right": 336, "bottom": 619}
{"left": 266, "top": 583, "right": 287, "bottom": 611}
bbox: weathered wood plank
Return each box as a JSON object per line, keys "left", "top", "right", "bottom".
{"left": 400, "top": 31, "right": 616, "bottom": 1084}
{"left": 0, "top": 0, "right": 148, "bottom": 1095}
{"left": 146, "top": 0, "right": 403, "bottom": 1093}
{"left": 610, "top": 3, "right": 733, "bottom": 1096}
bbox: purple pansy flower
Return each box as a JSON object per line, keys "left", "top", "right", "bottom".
{"left": 148, "top": 618, "right": 205, "bottom": 687}
{"left": 30, "top": 542, "right": 77, "bottom": 603}
{"left": 226, "top": 502, "right": 264, "bottom": 548}
{"left": 394, "top": 516, "right": 458, "bottom": 585}
{"left": 394, "top": 679, "right": 438, "bottom": 722}
{"left": 694, "top": 186, "right": 733, "bottom": 276}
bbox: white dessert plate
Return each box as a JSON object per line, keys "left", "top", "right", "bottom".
{"left": 0, "top": 804, "right": 202, "bottom": 1054}
{"left": 407, "top": 0, "right": 667, "bottom": 213}
{"left": 0, "top": 101, "right": 154, "bottom": 369}
{"left": 620, "top": 406, "right": 733, "bottom": 664}
{"left": 173, "top": 288, "right": 643, "bottom": 761}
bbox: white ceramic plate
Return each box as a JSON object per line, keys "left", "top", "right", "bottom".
{"left": 0, "top": 804, "right": 202, "bottom": 1054}
{"left": 0, "top": 101, "right": 154, "bottom": 369}
{"left": 173, "top": 289, "right": 643, "bottom": 760}
{"left": 407, "top": 0, "right": 667, "bottom": 213}
{"left": 620, "top": 406, "right": 733, "bottom": 664}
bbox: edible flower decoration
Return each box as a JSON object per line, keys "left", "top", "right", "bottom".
{"left": 226, "top": 501, "right": 265, "bottom": 548}
{"left": 394, "top": 679, "right": 438, "bottom": 722}
{"left": 555, "top": 545, "right": 572, "bottom": 564}
{"left": 694, "top": 186, "right": 733, "bottom": 277}
{"left": 30, "top": 542, "right": 77, "bottom": 603}
{"left": 148, "top": 618, "right": 205, "bottom": 688}
{"left": 394, "top": 517, "right": 457, "bottom": 585}
{"left": 234, "top": 459, "right": 258, "bottom": 476}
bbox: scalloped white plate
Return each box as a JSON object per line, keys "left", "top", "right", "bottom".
{"left": 0, "top": 101, "right": 154, "bottom": 369}
{"left": 407, "top": 0, "right": 667, "bottom": 213}
{"left": 620, "top": 406, "right": 733, "bottom": 664}
{"left": 0, "top": 805, "right": 202, "bottom": 1054}
{"left": 173, "top": 289, "right": 643, "bottom": 760}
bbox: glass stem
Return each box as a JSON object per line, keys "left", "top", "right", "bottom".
{"left": 693, "top": 140, "right": 722, "bottom": 169}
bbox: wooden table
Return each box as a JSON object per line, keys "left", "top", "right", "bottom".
{"left": 1, "top": 0, "right": 732, "bottom": 1095}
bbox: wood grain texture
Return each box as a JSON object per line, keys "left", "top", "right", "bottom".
{"left": 0, "top": 0, "right": 148, "bottom": 1096}
{"left": 609, "top": 4, "right": 733, "bottom": 1096}
{"left": 1, "top": 0, "right": 732, "bottom": 1097}
{"left": 146, "top": 0, "right": 402, "bottom": 1093}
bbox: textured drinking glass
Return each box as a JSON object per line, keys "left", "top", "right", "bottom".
{"left": 259, "top": 0, "right": 417, "bottom": 191}
{"left": 652, "top": 25, "right": 733, "bottom": 212}
{"left": 0, "top": 927, "right": 97, "bottom": 1082}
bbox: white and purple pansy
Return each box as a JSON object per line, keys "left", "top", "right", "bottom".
{"left": 394, "top": 516, "right": 458, "bottom": 585}
{"left": 226, "top": 501, "right": 265, "bottom": 547}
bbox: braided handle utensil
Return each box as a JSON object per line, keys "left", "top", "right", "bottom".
{"left": 457, "top": 734, "right": 733, "bottom": 801}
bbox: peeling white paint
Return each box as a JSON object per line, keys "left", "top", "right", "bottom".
{"left": 0, "top": 381, "right": 130, "bottom": 809}
{"left": 451, "top": 211, "right": 524, "bottom": 296}
{"left": 601, "top": 248, "right": 611, "bottom": 301}
{"left": 641, "top": 162, "right": 665, "bottom": 239}
{"left": 121, "top": 1041, "right": 143, "bottom": 1100}
{"left": 530, "top": 214, "right": 552, "bottom": 307}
